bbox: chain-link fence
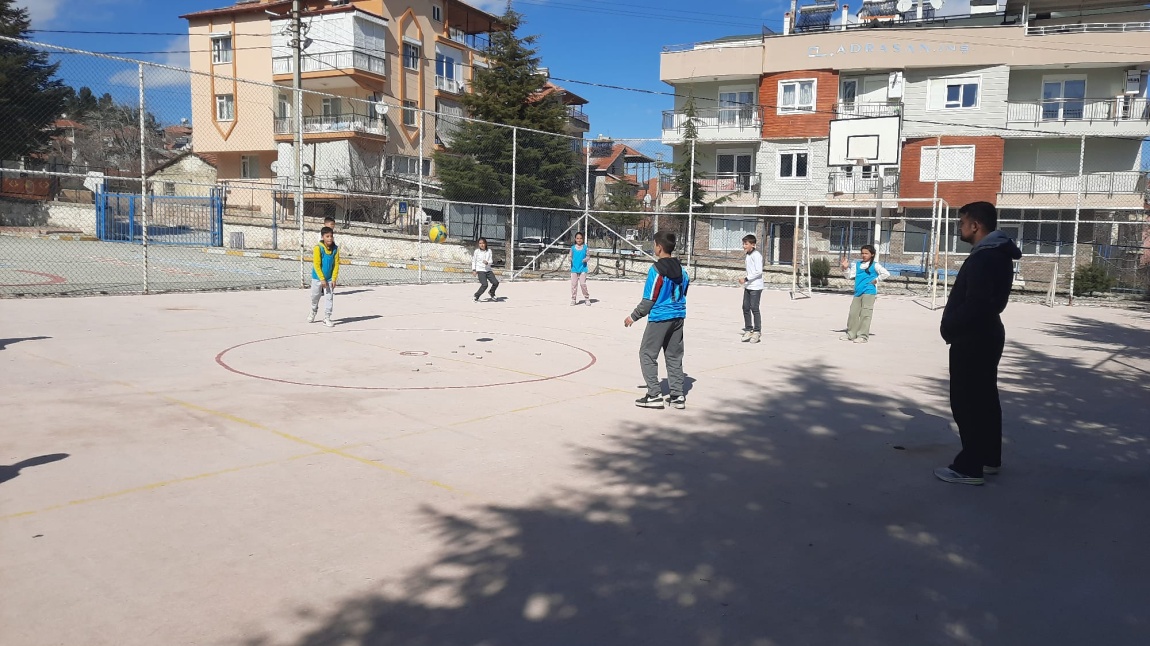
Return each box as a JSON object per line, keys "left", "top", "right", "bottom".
{"left": 1, "top": 38, "right": 1147, "bottom": 302}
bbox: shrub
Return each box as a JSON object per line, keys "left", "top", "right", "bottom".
{"left": 810, "top": 257, "right": 831, "bottom": 287}
{"left": 1073, "top": 263, "right": 1115, "bottom": 297}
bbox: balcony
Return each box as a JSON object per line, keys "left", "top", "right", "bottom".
{"left": 273, "top": 50, "right": 387, "bottom": 83}
{"left": 833, "top": 102, "right": 903, "bottom": 119}
{"left": 659, "top": 173, "right": 761, "bottom": 206}
{"left": 1000, "top": 171, "right": 1146, "bottom": 196}
{"left": 435, "top": 75, "right": 465, "bottom": 94}
{"left": 566, "top": 105, "right": 589, "bottom": 129}
{"left": 661, "top": 108, "right": 762, "bottom": 143}
{"left": 827, "top": 171, "right": 899, "bottom": 199}
{"left": 1026, "top": 21, "right": 1150, "bottom": 36}
{"left": 447, "top": 27, "right": 490, "bottom": 51}
{"left": 273, "top": 113, "right": 388, "bottom": 142}
{"left": 1005, "top": 97, "right": 1149, "bottom": 135}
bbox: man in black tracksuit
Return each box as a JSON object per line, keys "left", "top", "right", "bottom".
{"left": 935, "top": 201, "right": 1022, "bottom": 486}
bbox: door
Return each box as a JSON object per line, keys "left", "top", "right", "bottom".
{"left": 717, "top": 153, "right": 753, "bottom": 191}
{"left": 1042, "top": 79, "right": 1086, "bottom": 120}
{"left": 840, "top": 79, "right": 857, "bottom": 115}
{"left": 771, "top": 223, "right": 795, "bottom": 265}
{"left": 718, "top": 91, "right": 755, "bottom": 126}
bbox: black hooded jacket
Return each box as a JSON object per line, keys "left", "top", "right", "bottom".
{"left": 940, "top": 230, "right": 1023, "bottom": 345}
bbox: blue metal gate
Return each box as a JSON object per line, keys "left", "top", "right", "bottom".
{"left": 97, "top": 189, "right": 224, "bottom": 246}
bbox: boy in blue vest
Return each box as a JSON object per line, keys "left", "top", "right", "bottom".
{"left": 309, "top": 226, "right": 339, "bottom": 327}
{"left": 625, "top": 231, "right": 689, "bottom": 410}
{"left": 570, "top": 232, "right": 591, "bottom": 305}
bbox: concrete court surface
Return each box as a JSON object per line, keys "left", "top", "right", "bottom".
{"left": 1, "top": 280, "right": 1148, "bottom": 646}
{"left": 0, "top": 237, "right": 461, "bottom": 296}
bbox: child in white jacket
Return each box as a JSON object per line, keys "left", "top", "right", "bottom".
{"left": 472, "top": 237, "right": 499, "bottom": 302}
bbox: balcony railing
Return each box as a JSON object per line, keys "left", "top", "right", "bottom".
{"left": 274, "top": 113, "right": 388, "bottom": 138}
{"left": 662, "top": 108, "right": 762, "bottom": 138}
{"left": 828, "top": 171, "right": 899, "bottom": 197}
{"left": 660, "top": 173, "right": 761, "bottom": 195}
{"left": 273, "top": 50, "right": 387, "bottom": 76}
{"left": 567, "top": 105, "right": 589, "bottom": 128}
{"left": 435, "top": 75, "right": 464, "bottom": 94}
{"left": 999, "top": 171, "right": 1147, "bottom": 196}
{"left": 1026, "top": 21, "right": 1150, "bottom": 36}
{"left": 448, "top": 28, "right": 490, "bottom": 51}
{"left": 1006, "top": 97, "right": 1150, "bottom": 123}
{"left": 833, "top": 102, "right": 903, "bottom": 118}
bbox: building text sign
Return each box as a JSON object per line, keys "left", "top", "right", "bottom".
{"left": 809, "top": 42, "right": 972, "bottom": 58}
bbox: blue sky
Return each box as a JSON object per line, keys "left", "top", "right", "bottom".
{"left": 20, "top": 0, "right": 787, "bottom": 137}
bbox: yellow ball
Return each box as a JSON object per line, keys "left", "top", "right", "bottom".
{"left": 428, "top": 223, "right": 447, "bottom": 243}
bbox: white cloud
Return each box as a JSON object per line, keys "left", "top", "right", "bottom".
{"left": 109, "top": 38, "right": 191, "bottom": 89}
{"left": 19, "top": 0, "right": 64, "bottom": 26}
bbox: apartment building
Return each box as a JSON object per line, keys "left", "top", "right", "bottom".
{"left": 181, "top": 0, "right": 506, "bottom": 220}
{"left": 660, "top": 0, "right": 1150, "bottom": 275}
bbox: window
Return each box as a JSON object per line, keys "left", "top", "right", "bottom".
{"left": 993, "top": 209, "right": 1074, "bottom": 256}
{"left": 709, "top": 217, "right": 757, "bottom": 251}
{"left": 241, "top": 155, "right": 259, "bottom": 180}
{"left": 1042, "top": 78, "right": 1086, "bottom": 120}
{"left": 717, "top": 153, "right": 754, "bottom": 190}
{"left": 919, "top": 145, "right": 975, "bottom": 182}
{"left": 718, "top": 91, "right": 755, "bottom": 125}
{"left": 215, "top": 94, "right": 234, "bottom": 121}
{"left": 162, "top": 182, "right": 176, "bottom": 197}
{"left": 321, "top": 97, "right": 342, "bottom": 118}
{"left": 929, "top": 76, "right": 981, "bottom": 110}
{"left": 779, "top": 79, "right": 816, "bottom": 113}
{"left": 387, "top": 155, "right": 431, "bottom": 176}
{"left": 778, "top": 151, "right": 809, "bottom": 179}
{"left": 945, "top": 82, "right": 979, "bottom": 108}
{"left": 840, "top": 79, "right": 858, "bottom": 106}
{"left": 211, "top": 36, "right": 232, "bottom": 64}
{"left": 277, "top": 93, "right": 291, "bottom": 119}
{"left": 901, "top": 215, "right": 931, "bottom": 254}
{"left": 830, "top": 220, "right": 875, "bottom": 253}
{"left": 403, "top": 43, "right": 421, "bottom": 70}
{"left": 432, "top": 5, "right": 442, "bottom": 21}
{"left": 403, "top": 100, "right": 417, "bottom": 127}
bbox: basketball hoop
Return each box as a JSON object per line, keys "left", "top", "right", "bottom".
{"left": 853, "top": 157, "right": 867, "bottom": 167}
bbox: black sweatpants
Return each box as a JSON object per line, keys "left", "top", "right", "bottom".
{"left": 742, "top": 288, "right": 762, "bottom": 332}
{"left": 474, "top": 271, "right": 499, "bottom": 299}
{"left": 948, "top": 333, "right": 1005, "bottom": 477}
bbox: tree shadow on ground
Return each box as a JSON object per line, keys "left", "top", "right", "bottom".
{"left": 238, "top": 317, "right": 1150, "bottom": 646}
{"left": 0, "top": 454, "right": 69, "bottom": 485}
{"left": 0, "top": 336, "right": 50, "bottom": 351}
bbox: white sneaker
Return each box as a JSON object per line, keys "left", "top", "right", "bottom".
{"left": 740, "top": 330, "right": 753, "bottom": 342}
{"left": 571, "top": 300, "right": 578, "bottom": 306}
{"left": 323, "top": 317, "right": 334, "bottom": 328}
{"left": 933, "top": 466, "right": 984, "bottom": 486}
{"left": 839, "top": 335, "right": 852, "bottom": 341}
{"left": 750, "top": 331, "right": 761, "bottom": 344}
{"left": 853, "top": 336, "right": 868, "bottom": 344}
{"left": 585, "top": 298, "right": 591, "bottom": 306}
{"left": 308, "top": 310, "right": 317, "bottom": 323}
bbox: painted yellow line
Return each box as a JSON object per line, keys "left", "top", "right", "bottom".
{"left": 369, "top": 261, "right": 390, "bottom": 268}
{"left": 260, "top": 252, "right": 281, "bottom": 259}
{"left": 1, "top": 449, "right": 330, "bottom": 521}
{"left": 225, "top": 249, "right": 244, "bottom": 257}
{"left": 405, "top": 264, "right": 420, "bottom": 271}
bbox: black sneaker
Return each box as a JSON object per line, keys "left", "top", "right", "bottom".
{"left": 667, "top": 395, "right": 686, "bottom": 409}
{"left": 635, "top": 395, "right": 665, "bottom": 409}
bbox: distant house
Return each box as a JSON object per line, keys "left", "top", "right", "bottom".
{"left": 587, "top": 137, "right": 656, "bottom": 208}
{"left": 530, "top": 79, "right": 591, "bottom": 139}
{"left": 147, "top": 152, "right": 218, "bottom": 197}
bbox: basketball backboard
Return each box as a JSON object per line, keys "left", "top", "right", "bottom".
{"left": 828, "top": 115, "right": 902, "bottom": 167}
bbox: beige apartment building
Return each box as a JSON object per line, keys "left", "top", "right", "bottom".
{"left": 660, "top": 0, "right": 1150, "bottom": 281}
{"left": 180, "top": 0, "right": 511, "bottom": 221}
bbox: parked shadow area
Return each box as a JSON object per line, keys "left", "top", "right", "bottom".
{"left": 239, "top": 345, "right": 1149, "bottom": 645}
{"left": 0, "top": 453, "right": 69, "bottom": 485}
{"left": 0, "top": 336, "right": 50, "bottom": 351}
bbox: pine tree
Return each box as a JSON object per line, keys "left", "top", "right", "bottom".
{"left": 433, "top": 9, "right": 580, "bottom": 212}
{"left": 666, "top": 95, "right": 706, "bottom": 214}
{"left": 0, "top": 0, "right": 68, "bottom": 162}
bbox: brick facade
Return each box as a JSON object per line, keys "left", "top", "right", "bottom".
{"left": 759, "top": 70, "right": 838, "bottom": 139}
{"left": 899, "top": 136, "right": 1004, "bottom": 207}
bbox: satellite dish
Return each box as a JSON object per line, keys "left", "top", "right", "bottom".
{"left": 374, "top": 102, "right": 389, "bottom": 115}
{"left": 302, "top": 163, "right": 314, "bottom": 176}
{"left": 269, "top": 161, "right": 279, "bottom": 173}
{"left": 897, "top": 0, "right": 913, "bottom": 12}
{"left": 928, "top": 0, "right": 943, "bottom": 8}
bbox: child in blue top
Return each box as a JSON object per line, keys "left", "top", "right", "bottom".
{"left": 309, "top": 226, "right": 340, "bottom": 327}
{"left": 839, "top": 243, "right": 890, "bottom": 343}
{"left": 625, "top": 231, "right": 689, "bottom": 410}
{"left": 570, "top": 232, "right": 591, "bottom": 306}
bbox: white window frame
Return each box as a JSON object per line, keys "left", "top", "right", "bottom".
{"left": 402, "top": 100, "right": 418, "bottom": 127}
{"left": 777, "top": 149, "right": 810, "bottom": 180}
{"left": 240, "top": 155, "right": 259, "bottom": 180}
{"left": 778, "top": 79, "right": 817, "bottom": 114}
{"left": 928, "top": 76, "right": 981, "bottom": 111}
{"left": 211, "top": 35, "right": 232, "bottom": 65}
{"left": 919, "top": 145, "right": 976, "bottom": 182}
{"left": 403, "top": 43, "right": 421, "bottom": 71}
{"left": 432, "top": 5, "right": 442, "bottom": 21}
{"left": 709, "top": 217, "right": 757, "bottom": 251}
{"left": 321, "top": 97, "right": 342, "bottom": 118}
{"left": 718, "top": 86, "right": 756, "bottom": 126}
{"left": 162, "top": 182, "right": 177, "bottom": 197}
{"left": 1040, "top": 75, "right": 1088, "bottom": 121}
{"left": 215, "top": 94, "right": 235, "bottom": 122}
{"left": 277, "top": 93, "right": 291, "bottom": 119}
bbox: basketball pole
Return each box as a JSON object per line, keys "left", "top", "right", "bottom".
{"left": 687, "top": 138, "right": 696, "bottom": 273}
{"left": 138, "top": 63, "right": 149, "bottom": 294}
{"left": 930, "top": 134, "right": 941, "bottom": 308}
{"left": 417, "top": 110, "right": 425, "bottom": 285}
{"left": 1067, "top": 133, "right": 1085, "bottom": 305}
{"left": 510, "top": 127, "right": 517, "bottom": 281}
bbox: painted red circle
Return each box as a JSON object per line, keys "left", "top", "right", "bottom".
{"left": 215, "top": 328, "right": 597, "bottom": 391}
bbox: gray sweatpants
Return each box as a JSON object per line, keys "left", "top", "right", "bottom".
{"left": 640, "top": 318, "right": 685, "bottom": 398}
{"left": 310, "top": 278, "right": 333, "bottom": 317}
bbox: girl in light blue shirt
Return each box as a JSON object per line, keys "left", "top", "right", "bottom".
{"left": 839, "top": 244, "right": 890, "bottom": 343}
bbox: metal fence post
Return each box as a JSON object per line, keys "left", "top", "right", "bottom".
{"left": 139, "top": 63, "right": 149, "bottom": 294}
{"left": 418, "top": 110, "right": 425, "bottom": 284}
{"left": 1067, "top": 133, "right": 1086, "bottom": 304}
{"left": 293, "top": 0, "right": 306, "bottom": 288}
{"left": 510, "top": 126, "right": 517, "bottom": 279}
{"left": 583, "top": 137, "right": 591, "bottom": 240}
{"left": 687, "top": 138, "right": 696, "bottom": 271}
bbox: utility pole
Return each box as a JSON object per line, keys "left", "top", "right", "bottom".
{"left": 292, "top": 0, "right": 306, "bottom": 287}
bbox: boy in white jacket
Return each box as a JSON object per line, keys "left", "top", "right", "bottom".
{"left": 472, "top": 237, "right": 499, "bottom": 302}
{"left": 737, "top": 234, "right": 764, "bottom": 343}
